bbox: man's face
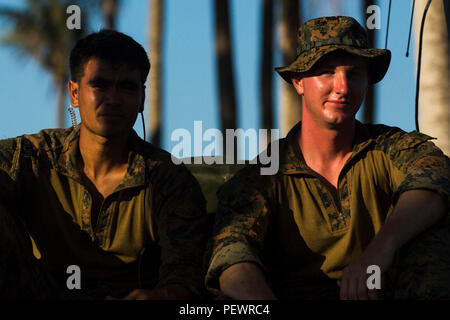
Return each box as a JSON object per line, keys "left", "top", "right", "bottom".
{"left": 292, "top": 51, "right": 369, "bottom": 129}
{"left": 68, "top": 58, "right": 145, "bottom": 138}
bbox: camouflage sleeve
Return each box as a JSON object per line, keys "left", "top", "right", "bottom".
{"left": 387, "top": 131, "right": 450, "bottom": 205}
{"left": 205, "top": 166, "right": 272, "bottom": 296}
{"left": 0, "top": 138, "right": 21, "bottom": 209}
{"left": 152, "top": 162, "right": 209, "bottom": 297}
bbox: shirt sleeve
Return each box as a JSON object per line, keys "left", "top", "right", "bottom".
{"left": 152, "top": 162, "right": 209, "bottom": 297}
{"left": 386, "top": 130, "right": 450, "bottom": 205}
{"left": 205, "top": 166, "right": 272, "bottom": 296}
{"left": 0, "top": 138, "right": 21, "bottom": 210}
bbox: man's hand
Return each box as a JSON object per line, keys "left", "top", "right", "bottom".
{"left": 339, "top": 237, "right": 395, "bottom": 300}
{"left": 106, "top": 284, "right": 194, "bottom": 300}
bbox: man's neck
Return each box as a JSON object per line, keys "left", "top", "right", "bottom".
{"left": 78, "top": 126, "right": 130, "bottom": 180}
{"left": 298, "top": 114, "right": 355, "bottom": 188}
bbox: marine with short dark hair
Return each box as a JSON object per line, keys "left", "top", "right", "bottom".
{"left": 206, "top": 16, "right": 450, "bottom": 300}
{"left": 0, "top": 30, "right": 209, "bottom": 299}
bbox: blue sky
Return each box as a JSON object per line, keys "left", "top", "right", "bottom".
{"left": 0, "top": 0, "right": 417, "bottom": 157}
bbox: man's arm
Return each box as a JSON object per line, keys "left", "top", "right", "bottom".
{"left": 152, "top": 163, "right": 210, "bottom": 299}
{"left": 205, "top": 167, "right": 273, "bottom": 299}
{"left": 0, "top": 139, "right": 24, "bottom": 203}
{"left": 112, "top": 164, "right": 209, "bottom": 300}
{"left": 340, "top": 189, "right": 448, "bottom": 300}
{"left": 340, "top": 130, "right": 449, "bottom": 300}
{"left": 219, "top": 262, "right": 277, "bottom": 300}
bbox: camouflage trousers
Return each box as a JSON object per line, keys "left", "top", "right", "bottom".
{"left": 1, "top": 202, "right": 449, "bottom": 299}
{"left": 383, "top": 214, "right": 450, "bottom": 300}
{"left": 272, "top": 214, "right": 450, "bottom": 300}
{"left": 0, "top": 204, "right": 110, "bottom": 299}
{"left": 0, "top": 203, "right": 60, "bottom": 299}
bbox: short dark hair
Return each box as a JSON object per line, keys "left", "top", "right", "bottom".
{"left": 69, "top": 29, "right": 150, "bottom": 83}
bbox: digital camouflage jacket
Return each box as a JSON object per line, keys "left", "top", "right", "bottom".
{"left": 0, "top": 126, "right": 209, "bottom": 298}
{"left": 206, "top": 121, "right": 450, "bottom": 299}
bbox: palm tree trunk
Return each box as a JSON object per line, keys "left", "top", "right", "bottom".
{"left": 214, "top": 0, "right": 237, "bottom": 161}
{"left": 56, "top": 77, "right": 67, "bottom": 128}
{"left": 101, "top": 0, "right": 119, "bottom": 29}
{"left": 214, "top": 0, "right": 237, "bottom": 133}
{"left": 278, "top": 0, "right": 301, "bottom": 136}
{"left": 148, "top": 0, "right": 164, "bottom": 146}
{"left": 414, "top": 0, "right": 450, "bottom": 155}
{"left": 261, "top": 0, "right": 274, "bottom": 132}
{"left": 444, "top": 0, "right": 450, "bottom": 42}
{"left": 363, "top": 0, "right": 376, "bottom": 124}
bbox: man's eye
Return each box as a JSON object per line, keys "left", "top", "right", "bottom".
{"left": 121, "top": 84, "right": 138, "bottom": 91}
{"left": 92, "top": 83, "right": 107, "bottom": 89}
{"left": 348, "top": 70, "right": 364, "bottom": 78}
{"left": 319, "top": 70, "right": 334, "bottom": 75}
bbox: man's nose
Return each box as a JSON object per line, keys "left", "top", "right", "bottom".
{"left": 104, "top": 85, "right": 124, "bottom": 105}
{"left": 333, "top": 71, "right": 349, "bottom": 95}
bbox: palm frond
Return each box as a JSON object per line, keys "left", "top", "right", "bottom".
{"left": 0, "top": 0, "right": 92, "bottom": 127}
{"left": 0, "top": 0, "right": 88, "bottom": 78}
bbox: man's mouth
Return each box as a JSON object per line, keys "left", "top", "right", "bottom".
{"left": 98, "top": 111, "right": 125, "bottom": 118}
{"left": 326, "top": 100, "right": 350, "bottom": 107}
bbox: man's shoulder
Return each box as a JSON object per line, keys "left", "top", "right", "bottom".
{"left": 360, "top": 122, "right": 403, "bottom": 140}
{"left": 212, "top": 136, "right": 292, "bottom": 200}
{"left": 142, "top": 141, "right": 181, "bottom": 171}
{"left": 358, "top": 122, "right": 435, "bottom": 151}
{"left": 0, "top": 128, "right": 73, "bottom": 156}
{"left": 217, "top": 163, "right": 276, "bottom": 201}
{"left": 23, "top": 127, "right": 73, "bottom": 148}
{"left": 0, "top": 136, "right": 17, "bottom": 154}
{"left": 142, "top": 142, "right": 200, "bottom": 186}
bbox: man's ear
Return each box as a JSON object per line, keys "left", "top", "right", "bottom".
{"left": 68, "top": 80, "right": 79, "bottom": 108}
{"left": 291, "top": 76, "right": 304, "bottom": 95}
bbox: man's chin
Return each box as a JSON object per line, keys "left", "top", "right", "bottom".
{"left": 85, "top": 125, "right": 131, "bottom": 140}
{"left": 323, "top": 116, "right": 355, "bottom": 129}
{"left": 98, "top": 129, "right": 130, "bottom": 139}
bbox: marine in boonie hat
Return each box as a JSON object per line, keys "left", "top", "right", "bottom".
{"left": 276, "top": 16, "right": 391, "bottom": 84}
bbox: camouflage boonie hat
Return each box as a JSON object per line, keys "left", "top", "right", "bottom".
{"left": 276, "top": 16, "right": 391, "bottom": 84}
